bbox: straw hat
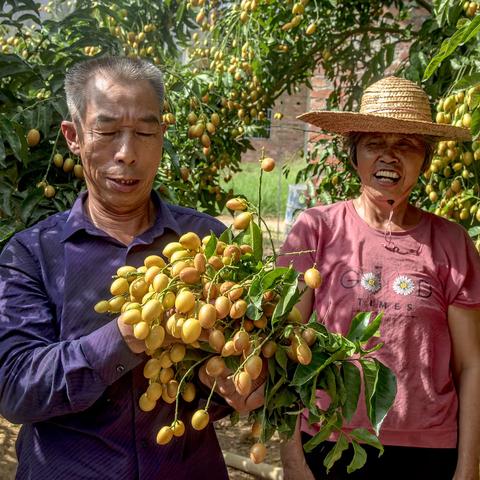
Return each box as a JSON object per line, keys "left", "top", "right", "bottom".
{"left": 298, "top": 76, "right": 471, "bottom": 141}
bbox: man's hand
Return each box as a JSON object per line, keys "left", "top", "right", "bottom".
{"left": 198, "top": 362, "right": 267, "bottom": 414}
{"left": 117, "top": 318, "right": 146, "bottom": 354}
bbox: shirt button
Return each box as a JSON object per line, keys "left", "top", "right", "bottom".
{"left": 141, "top": 439, "right": 148, "bottom": 449}
{"left": 116, "top": 364, "right": 125, "bottom": 373}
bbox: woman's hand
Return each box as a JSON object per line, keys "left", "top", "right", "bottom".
{"left": 281, "top": 415, "right": 315, "bottom": 480}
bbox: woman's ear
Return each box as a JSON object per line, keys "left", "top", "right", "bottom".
{"left": 61, "top": 120, "right": 81, "bottom": 156}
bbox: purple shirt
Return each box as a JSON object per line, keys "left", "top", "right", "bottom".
{"left": 0, "top": 191, "right": 230, "bottom": 480}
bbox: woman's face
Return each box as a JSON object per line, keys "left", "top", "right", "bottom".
{"left": 354, "top": 133, "right": 426, "bottom": 205}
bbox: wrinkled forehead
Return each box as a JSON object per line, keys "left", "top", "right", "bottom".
{"left": 84, "top": 73, "right": 161, "bottom": 117}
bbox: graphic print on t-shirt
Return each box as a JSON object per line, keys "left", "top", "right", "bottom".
{"left": 338, "top": 264, "right": 433, "bottom": 319}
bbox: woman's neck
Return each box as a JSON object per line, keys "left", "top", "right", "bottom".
{"left": 353, "top": 193, "right": 421, "bottom": 231}
{"left": 85, "top": 196, "right": 155, "bottom": 245}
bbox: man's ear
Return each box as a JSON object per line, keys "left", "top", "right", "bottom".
{"left": 61, "top": 120, "right": 81, "bottom": 156}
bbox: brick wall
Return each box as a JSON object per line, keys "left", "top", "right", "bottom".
{"left": 242, "top": 85, "right": 309, "bottom": 163}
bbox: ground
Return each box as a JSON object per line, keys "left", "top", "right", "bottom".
{"left": 0, "top": 417, "right": 282, "bottom": 480}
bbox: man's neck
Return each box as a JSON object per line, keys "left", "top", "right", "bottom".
{"left": 85, "top": 195, "right": 155, "bottom": 245}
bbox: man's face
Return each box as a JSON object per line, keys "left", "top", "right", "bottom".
{"left": 68, "top": 74, "right": 165, "bottom": 212}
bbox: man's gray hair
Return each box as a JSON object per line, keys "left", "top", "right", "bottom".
{"left": 64, "top": 56, "right": 165, "bottom": 124}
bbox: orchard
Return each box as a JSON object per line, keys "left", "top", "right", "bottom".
{"left": 2, "top": 0, "right": 470, "bottom": 248}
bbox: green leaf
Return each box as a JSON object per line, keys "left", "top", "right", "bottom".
{"left": 468, "top": 226, "right": 480, "bottom": 237}
{"left": 346, "top": 312, "right": 372, "bottom": 341}
{"left": 249, "top": 220, "right": 263, "bottom": 262}
{"left": 303, "top": 414, "right": 338, "bottom": 453}
{"left": 323, "top": 433, "right": 349, "bottom": 473}
{"left": 424, "top": 15, "right": 480, "bottom": 80}
{"left": 350, "top": 428, "right": 384, "bottom": 455}
{"left": 272, "top": 268, "right": 299, "bottom": 320}
{"left": 0, "top": 134, "right": 6, "bottom": 168}
{"left": 360, "top": 359, "right": 397, "bottom": 434}
{"left": 274, "top": 346, "right": 288, "bottom": 373}
{"left": 0, "top": 116, "right": 28, "bottom": 164}
{"left": 359, "top": 312, "right": 383, "bottom": 342}
{"left": 218, "top": 227, "right": 233, "bottom": 244}
{"left": 204, "top": 231, "right": 217, "bottom": 258}
{"left": 20, "top": 189, "right": 44, "bottom": 225}
{"left": 292, "top": 351, "right": 330, "bottom": 386}
{"left": 341, "top": 362, "right": 361, "bottom": 422}
{"left": 452, "top": 73, "right": 480, "bottom": 90}
{"left": 347, "top": 441, "right": 367, "bottom": 474}
{"left": 470, "top": 108, "right": 480, "bottom": 138}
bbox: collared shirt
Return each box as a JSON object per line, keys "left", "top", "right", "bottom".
{"left": 0, "top": 191, "right": 229, "bottom": 480}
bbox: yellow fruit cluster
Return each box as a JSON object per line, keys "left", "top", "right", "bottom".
{"left": 95, "top": 212, "right": 323, "bottom": 464}
{"left": 427, "top": 86, "right": 480, "bottom": 226}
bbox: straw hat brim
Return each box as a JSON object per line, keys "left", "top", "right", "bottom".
{"left": 298, "top": 111, "right": 472, "bottom": 141}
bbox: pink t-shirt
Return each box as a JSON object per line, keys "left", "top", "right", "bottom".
{"left": 278, "top": 200, "right": 480, "bottom": 448}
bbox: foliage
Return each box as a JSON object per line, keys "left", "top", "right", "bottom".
{"left": 0, "top": 0, "right": 432, "bottom": 249}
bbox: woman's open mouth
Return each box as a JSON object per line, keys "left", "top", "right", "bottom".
{"left": 374, "top": 170, "right": 400, "bottom": 184}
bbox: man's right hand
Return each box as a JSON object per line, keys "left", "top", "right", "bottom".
{"left": 117, "top": 318, "right": 146, "bottom": 354}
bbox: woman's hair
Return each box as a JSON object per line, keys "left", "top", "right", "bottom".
{"left": 64, "top": 56, "right": 165, "bottom": 126}
{"left": 344, "top": 132, "right": 437, "bottom": 174}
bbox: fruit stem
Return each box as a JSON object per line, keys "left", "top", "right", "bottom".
{"left": 174, "top": 356, "right": 211, "bottom": 421}
{"left": 205, "top": 379, "right": 217, "bottom": 412}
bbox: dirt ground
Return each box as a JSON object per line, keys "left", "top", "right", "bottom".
{"left": 0, "top": 416, "right": 282, "bottom": 480}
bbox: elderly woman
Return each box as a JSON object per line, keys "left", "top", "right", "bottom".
{"left": 279, "top": 77, "right": 480, "bottom": 480}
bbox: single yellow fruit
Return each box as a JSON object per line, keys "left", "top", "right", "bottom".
{"left": 133, "top": 321, "right": 150, "bottom": 340}
{"left": 144, "top": 255, "right": 166, "bottom": 268}
{"left": 250, "top": 443, "right": 267, "bottom": 464}
{"left": 181, "top": 382, "right": 196, "bottom": 402}
{"left": 171, "top": 420, "right": 185, "bottom": 437}
{"left": 53, "top": 153, "right": 64, "bottom": 168}
{"left": 26, "top": 128, "right": 40, "bottom": 147}
{"left": 181, "top": 318, "right": 202, "bottom": 344}
{"left": 156, "top": 426, "right": 173, "bottom": 445}
{"left": 94, "top": 300, "right": 110, "bottom": 314}
{"left": 43, "top": 185, "right": 56, "bottom": 198}
{"left": 233, "top": 212, "right": 252, "bottom": 230}
{"left": 304, "top": 267, "right": 322, "bottom": 289}
{"left": 169, "top": 343, "right": 186, "bottom": 363}
{"left": 226, "top": 198, "right": 247, "bottom": 211}
{"left": 63, "top": 157, "right": 75, "bottom": 173}
{"left": 120, "top": 308, "right": 142, "bottom": 325}
{"left": 139, "top": 393, "right": 156, "bottom": 412}
{"left": 260, "top": 157, "right": 275, "bottom": 172}
{"left": 179, "top": 231, "right": 201, "bottom": 251}
{"left": 143, "top": 358, "right": 162, "bottom": 379}
{"left": 191, "top": 409, "right": 209, "bottom": 430}
{"left": 175, "top": 290, "right": 196, "bottom": 313}
{"left": 110, "top": 277, "right": 129, "bottom": 296}
{"left": 145, "top": 325, "right": 165, "bottom": 350}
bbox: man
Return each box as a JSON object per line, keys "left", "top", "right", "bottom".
{"left": 0, "top": 56, "right": 263, "bottom": 479}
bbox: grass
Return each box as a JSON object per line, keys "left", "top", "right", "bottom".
{"left": 220, "top": 160, "right": 306, "bottom": 218}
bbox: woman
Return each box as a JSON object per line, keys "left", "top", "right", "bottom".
{"left": 279, "top": 77, "right": 480, "bottom": 480}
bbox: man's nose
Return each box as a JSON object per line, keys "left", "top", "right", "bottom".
{"left": 114, "top": 132, "right": 136, "bottom": 165}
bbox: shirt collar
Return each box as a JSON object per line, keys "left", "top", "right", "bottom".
{"left": 60, "top": 191, "right": 182, "bottom": 243}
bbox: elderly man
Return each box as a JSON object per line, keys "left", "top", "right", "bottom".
{"left": 0, "top": 56, "right": 262, "bottom": 479}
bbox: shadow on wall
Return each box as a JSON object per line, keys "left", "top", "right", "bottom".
{"left": 0, "top": 419, "right": 19, "bottom": 480}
